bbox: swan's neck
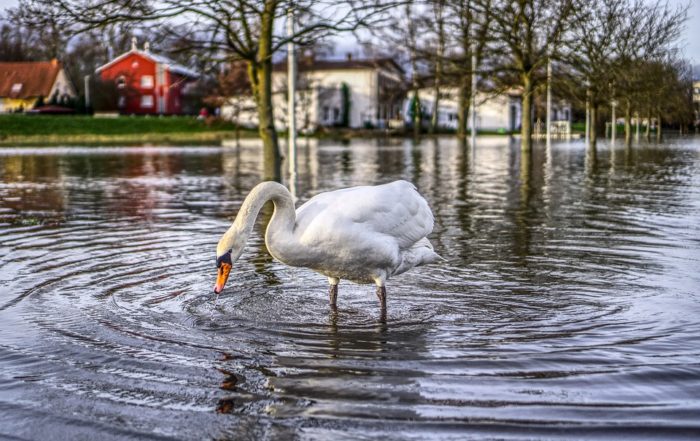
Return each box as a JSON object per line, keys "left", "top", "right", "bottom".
{"left": 217, "top": 182, "right": 297, "bottom": 263}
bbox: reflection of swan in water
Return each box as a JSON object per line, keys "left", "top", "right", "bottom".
{"left": 214, "top": 180, "right": 441, "bottom": 311}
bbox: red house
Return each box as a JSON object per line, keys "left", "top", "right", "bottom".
{"left": 96, "top": 39, "right": 198, "bottom": 115}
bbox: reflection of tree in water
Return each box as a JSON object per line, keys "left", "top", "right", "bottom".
{"left": 376, "top": 141, "right": 408, "bottom": 179}
{"left": 0, "top": 155, "right": 67, "bottom": 225}
{"left": 250, "top": 202, "right": 281, "bottom": 286}
{"left": 454, "top": 137, "right": 475, "bottom": 261}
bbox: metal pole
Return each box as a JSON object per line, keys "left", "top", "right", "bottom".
{"left": 84, "top": 75, "right": 90, "bottom": 110}
{"left": 287, "top": 9, "right": 297, "bottom": 190}
{"left": 546, "top": 48, "right": 552, "bottom": 149}
{"left": 585, "top": 81, "right": 590, "bottom": 147}
{"left": 470, "top": 43, "right": 477, "bottom": 146}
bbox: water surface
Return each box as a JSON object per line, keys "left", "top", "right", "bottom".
{"left": 1, "top": 138, "right": 699, "bottom": 440}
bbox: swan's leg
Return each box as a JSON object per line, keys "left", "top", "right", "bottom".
{"left": 373, "top": 275, "right": 387, "bottom": 311}
{"left": 328, "top": 277, "right": 339, "bottom": 307}
{"left": 376, "top": 286, "right": 387, "bottom": 309}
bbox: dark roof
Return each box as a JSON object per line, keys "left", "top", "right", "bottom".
{"left": 273, "top": 57, "right": 404, "bottom": 74}
{"left": 0, "top": 60, "right": 62, "bottom": 99}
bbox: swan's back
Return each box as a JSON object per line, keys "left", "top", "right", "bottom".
{"left": 295, "top": 180, "right": 434, "bottom": 253}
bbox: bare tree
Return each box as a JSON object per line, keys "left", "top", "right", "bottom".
{"left": 485, "top": 0, "right": 577, "bottom": 152}
{"left": 445, "top": 0, "right": 491, "bottom": 137}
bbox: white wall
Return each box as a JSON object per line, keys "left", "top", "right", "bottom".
{"left": 48, "top": 68, "right": 77, "bottom": 100}
{"left": 222, "top": 66, "right": 404, "bottom": 130}
{"left": 408, "top": 87, "right": 522, "bottom": 131}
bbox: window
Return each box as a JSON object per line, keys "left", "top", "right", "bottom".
{"left": 333, "top": 107, "right": 340, "bottom": 121}
{"left": 141, "top": 95, "right": 154, "bottom": 108}
{"left": 118, "top": 96, "right": 126, "bottom": 108}
{"left": 11, "top": 83, "right": 22, "bottom": 94}
{"left": 323, "top": 106, "right": 329, "bottom": 122}
{"left": 141, "top": 75, "right": 154, "bottom": 88}
{"left": 116, "top": 76, "right": 126, "bottom": 89}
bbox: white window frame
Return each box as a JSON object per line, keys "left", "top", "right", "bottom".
{"left": 116, "top": 76, "right": 126, "bottom": 89}
{"left": 140, "top": 95, "right": 154, "bottom": 108}
{"left": 141, "top": 75, "right": 154, "bottom": 89}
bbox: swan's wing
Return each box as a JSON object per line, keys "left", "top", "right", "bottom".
{"left": 295, "top": 180, "right": 434, "bottom": 250}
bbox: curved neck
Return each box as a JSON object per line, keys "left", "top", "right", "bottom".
{"left": 217, "top": 182, "right": 297, "bottom": 261}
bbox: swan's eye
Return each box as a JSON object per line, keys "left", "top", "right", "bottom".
{"left": 216, "top": 250, "right": 233, "bottom": 268}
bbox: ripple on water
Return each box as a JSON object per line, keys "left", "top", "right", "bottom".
{"left": 1, "top": 140, "right": 700, "bottom": 439}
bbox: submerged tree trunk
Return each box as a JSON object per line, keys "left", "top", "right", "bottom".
{"left": 429, "top": 0, "right": 445, "bottom": 135}
{"left": 248, "top": 59, "right": 281, "bottom": 182}
{"left": 645, "top": 112, "right": 651, "bottom": 140}
{"left": 247, "top": 2, "right": 281, "bottom": 182}
{"left": 590, "top": 103, "right": 598, "bottom": 148}
{"left": 656, "top": 114, "right": 662, "bottom": 143}
{"left": 457, "top": 74, "right": 471, "bottom": 138}
{"left": 624, "top": 100, "right": 632, "bottom": 147}
{"left": 520, "top": 73, "right": 533, "bottom": 153}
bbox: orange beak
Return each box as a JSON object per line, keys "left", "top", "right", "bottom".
{"left": 214, "top": 263, "right": 232, "bottom": 294}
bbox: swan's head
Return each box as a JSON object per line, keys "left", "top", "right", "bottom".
{"left": 214, "top": 250, "right": 233, "bottom": 294}
{"left": 214, "top": 230, "right": 246, "bottom": 294}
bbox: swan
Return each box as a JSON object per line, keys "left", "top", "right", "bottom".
{"left": 214, "top": 180, "right": 441, "bottom": 310}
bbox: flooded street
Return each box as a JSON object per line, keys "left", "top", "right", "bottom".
{"left": 1, "top": 137, "right": 699, "bottom": 440}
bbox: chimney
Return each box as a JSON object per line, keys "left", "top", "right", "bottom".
{"left": 144, "top": 41, "right": 150, "bottom": 53}
{"left": 51, "top": 58, "right": 58, "bottom": 66}
{"left": 131, "top": 37, "right": 137, "bottom": 51}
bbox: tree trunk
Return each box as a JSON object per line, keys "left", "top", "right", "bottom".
{"left": 590, "top": 103, "right": 598, "bottom": 148}
{"left": 624, "top": 100, "right": 632, "bottom": 147}
{"left": 249, "top": 3, "right": 282, "bottom": 182}
{"left": 520, "top": 73, "right": 533, "bottom": 153}
{"left": 407, "top": 3, "right": 421, "bottom": 138}
{"left": 656, "top": 114, "right": 662, "bottom": 143}
{"left": 457, "top": 75, "right": 470, "bottom": 137}
{"left": 429, "top": 0, "right": 445, "bottom": 135}
{"left": 430, "top": 67, "right": 441, "bottom": 135}
{"left": 645, "top": 113, "right": 651, "bottom": 140}
{"left": 411, "top": 90, "right": 421, "bottom": 138}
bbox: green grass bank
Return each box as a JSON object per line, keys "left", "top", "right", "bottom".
{"left": 0, "top": 114, "right": 255, "bottom": 146}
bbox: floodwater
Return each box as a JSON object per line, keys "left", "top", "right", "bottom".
{"left": 0, "top": 137, "right": 699, "bottom": 440}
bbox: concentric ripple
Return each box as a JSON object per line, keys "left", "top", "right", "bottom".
{"left": 1, "top": 140, "right": 699, "bottom": 440}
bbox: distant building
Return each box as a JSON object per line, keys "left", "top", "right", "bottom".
{"left": 407, "top": 87, "right": 523, "bottom": 132}
{"left": 221, "top": 56, "right": 405, "bottom": 131}
{"left": 96, "top": 39, "right": 198, "bottom": 115}
{"left": 0, "top": 59, "right": 76, "bottom": 112}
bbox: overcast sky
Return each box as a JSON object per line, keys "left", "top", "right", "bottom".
{"left": 1, "top": 0, "right": 699, "bottom": 63}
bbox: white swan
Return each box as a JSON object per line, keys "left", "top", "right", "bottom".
{"left": 214, "top": 180, "right": 441, "bottom": 310}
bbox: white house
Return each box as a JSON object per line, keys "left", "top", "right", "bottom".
{"left": 406, "top": 87, "right": 523, "bottom": 132}
{"left": 221, "top": 57, "right": 405, "bottom": 131}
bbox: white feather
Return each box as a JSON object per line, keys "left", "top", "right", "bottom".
{"left": 217, "top": 180, "right": 441, "bottom": 289}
